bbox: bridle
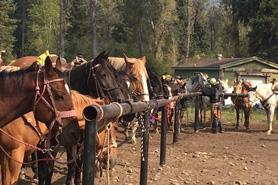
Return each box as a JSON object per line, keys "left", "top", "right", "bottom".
{"left": 88, "top": 63, "right": 121, "bottom": 100}
{"left": 33, "top": 68, "right": 77, "bottom": 148}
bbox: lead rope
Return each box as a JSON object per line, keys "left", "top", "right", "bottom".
{"left": 106, "top": 123, "right": 111, "bottom": 185}
{"left": 138, "top": 113, "right": 146, "bottom": 161}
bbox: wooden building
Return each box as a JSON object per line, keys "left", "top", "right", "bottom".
{"left": 172, "top": 56, "right": 278, "bottom": 86}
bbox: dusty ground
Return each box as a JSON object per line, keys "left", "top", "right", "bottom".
{"left": 19, "top": 109, "right": 278, "bottom": 185}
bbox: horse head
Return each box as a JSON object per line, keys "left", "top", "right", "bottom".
{"left": 146, "top": 67, "right": 164, "bottom": 99}
{"left": 34, "top": 57, "right": 80, "bottom": 147}
{"left": 123, "top": 54, "right": 149, "bottom": 101}
{"left": 90, "top": 51, "right": 126, "bottom": 103}
{"left": 218, "top": 79, "right": 229, "bottom": 93}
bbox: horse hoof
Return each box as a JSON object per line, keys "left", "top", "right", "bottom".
{"left": 267, "top": 131, "right": 272, "bottom": 135}
{"left": 19, "top": 173, "right": 25, "bottom": 180}
{"left": 32, "top": 175, "right": 38, "bottom": 184}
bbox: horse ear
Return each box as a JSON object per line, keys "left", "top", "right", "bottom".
{"left": 45, "top": 56, "right": 54, "bottom": 75}
{"left": 55, "top": 57, "right": 62, "bottom": 70}
{"left": 141, "top": 56, "right": 146, "bottom": 64}
{"left": 104, "top": 51, "right": 110, "bottom": 59}
{"left": 234, "top": 78, "right": 237, "bottom": 84}
{"left": 124, "top": 54, "right": 136, "bottom": 65}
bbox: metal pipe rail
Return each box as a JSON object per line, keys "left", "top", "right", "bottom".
{"left": 81, "top": 92, "right": 248, "bottom": 185}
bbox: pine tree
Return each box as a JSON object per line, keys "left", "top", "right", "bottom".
{"left": 25, "top": 0, "right": 60, "bottom": 55}
{"left": 0, "top": 0, "right": 17, "bottom": 63}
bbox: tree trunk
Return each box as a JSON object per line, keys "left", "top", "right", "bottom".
{"left": 186, "top": 0, "right": 193, "bottom": 59}
{"left": 90, "top": 0, "right": 98, "bottom": 58}
{"left": 21, "top": 1, "right": 27, "bottom": 57}
{"left": 59, "top": 0, "right": 68, "bottom": 57}
{"left": 232, "top": 11, "right": 240, "bottom": 56}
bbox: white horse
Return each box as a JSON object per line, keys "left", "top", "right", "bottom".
{"left": 248, "top": 82, "right": 278, "bottom": 134}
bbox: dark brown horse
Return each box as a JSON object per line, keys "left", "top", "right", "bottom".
{"left": 232, "top": 80, "right": 253, "bottom": 131}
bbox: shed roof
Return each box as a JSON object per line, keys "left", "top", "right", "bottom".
{"left": 172, "top": 56, "right": 278, "bottom": 69}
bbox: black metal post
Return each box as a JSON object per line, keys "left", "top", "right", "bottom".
{"left": 140, "top": 110, "right": 150, "bottom": 185}
{"left": 173, "top": 99, "right": 180, "bottom": 143}
{"left": 82, "top": 106, "right": 98, "bottom": 185}
{"left": 194, "top": 96, "right": 200, "bottom": 132}
{"left": 160, "top": 105, "right": 167, "bottom": 166}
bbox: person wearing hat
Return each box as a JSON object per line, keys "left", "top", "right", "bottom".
{"left": 72, "top": 53, "right": 87, "bottom": 67}
{"left": 201, "top": 77, "right": 224, "bottom": 133}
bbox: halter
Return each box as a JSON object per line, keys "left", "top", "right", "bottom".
{"left": 32, "top": 68, "right": 77, "bottom": 142}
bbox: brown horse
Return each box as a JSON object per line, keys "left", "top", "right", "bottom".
{"left": 0, "top": 90, "right": 117, "bottom": 185}
{"left": 9, "top": 56, "right": 72, "bottom": 71}
{"left": 232, "top": 80, "right": 253, "bottom": 131}
{"left": 0, "top": 56, "right": 80, "bottom": 147}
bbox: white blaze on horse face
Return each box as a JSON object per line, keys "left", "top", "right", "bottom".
{"left": 126, "top": 81, "right": 131, "bottom": 89}
{"left": 141, "top": 73, "right": 149, "bottom": 101}
{"left": 65, "top": 84, "right": 70, "bottom": 94}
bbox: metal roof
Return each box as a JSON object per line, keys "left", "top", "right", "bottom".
{"left": 172, "top": 56, "right": 278, "bottom": 69}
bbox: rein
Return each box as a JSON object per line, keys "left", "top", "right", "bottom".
{"left": 0, "top": 68, "right": 79, "bottom": 165}
{"left": 33, "top": 68, "right": 77, "bottom": 142}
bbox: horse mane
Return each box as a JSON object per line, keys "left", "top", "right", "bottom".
{"left": 0, "top": 62, "right": 40, "bottom": 92}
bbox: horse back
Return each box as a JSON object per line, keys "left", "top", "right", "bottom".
{"left": 108, "top": 57, "right": 126, "bottom": 71}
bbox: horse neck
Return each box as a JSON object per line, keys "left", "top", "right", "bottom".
{"left": 71, "top": 91, "right": 102, "bottom": 121}
{"left": 0, "top": 72, "right": 37, "bottom": 127}
{"left": 256, "top": 84, "right": 274, "bottom": 101}
{"left": 69, "top": 65, "right": 92, "bottom": 95}
{"left": 186, "top": 79, "right": 198, "bottom": 92}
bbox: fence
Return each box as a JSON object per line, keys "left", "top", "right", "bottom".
{"left": 81, "top": 92, "right": 248, "bottom": 185}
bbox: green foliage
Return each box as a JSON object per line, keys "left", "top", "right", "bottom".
{"left": 0, "top": 0, "right": 17, "bottom": 63}
{"left": 248, "top": 0, "right": 278, "bottom": 62}
{"left": 2, "top": 0, "right": 278, "bottom": 69}
{"left": 25, "top": 0, "right": 60, "bottom": 55}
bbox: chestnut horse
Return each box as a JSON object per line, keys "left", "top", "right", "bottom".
{"left": 0, "top": 91, "right": 116, "bottom": 185}
{"left": 232, "top": 80, "right": 254, "bottom": 131}
{"left": 108, "top": 55, "right": 149, "bottom": 102}
{"left": 0, "top": 56, "right": 80, "bottom": 146}
{"left": 108, "top": 55, "right": 149, "bottom": 144}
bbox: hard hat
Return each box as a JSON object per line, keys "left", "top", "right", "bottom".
{"left": 209, "top": 78, "right": 216, "bottom": 85}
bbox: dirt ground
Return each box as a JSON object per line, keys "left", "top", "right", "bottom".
{"left": 19, "top": 111, "right": 278, "bottom": 185}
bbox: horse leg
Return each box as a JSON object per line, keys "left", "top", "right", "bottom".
{"left": 266, "top": 107, "right": 275, "bottom": 135}
{"left": 235, "top": 107, "right": 240, "bottom": 130}
{"left": 244, "top": 108, "right": 250, "bottom": 131}
{"left": 1, "top": 148, "right": 25, "bottom": 185}
{"left": 74, "top": 131, "right": 84, "bottom": 185}
{"left": 124, "top": 122, "right": 130, "bottom": 141}
{"left": 130, "top": 120, "right": 138, "bottom": 144}
{"left": 66, "top": 146, "right": 76, "bottom": 185}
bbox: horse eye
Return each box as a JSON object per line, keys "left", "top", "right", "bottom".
{"left": 55, "top": 94, "right": 64, "bottom": 100}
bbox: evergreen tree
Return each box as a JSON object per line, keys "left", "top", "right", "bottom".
{"left": 248, "top": 0, "right": 278, "bottom": 62}
{"left": 25, "top": 0, "right": 60, "bottom": 55}
{"left": 0, "top": 0, "right": 17, "bottom": 63}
